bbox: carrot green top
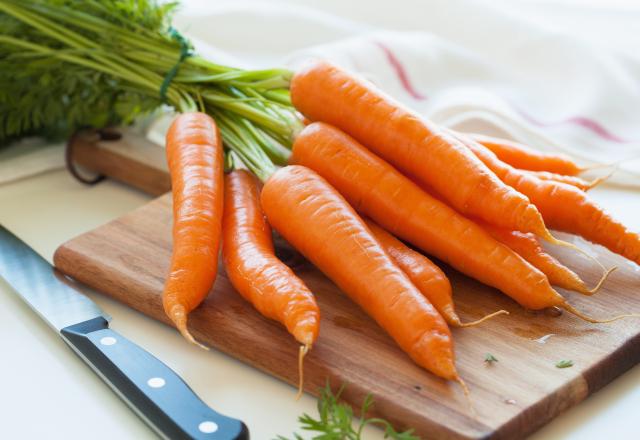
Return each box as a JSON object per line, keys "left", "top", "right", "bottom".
{"left": 0, "top": 0, "right": 301, "bottom": 178}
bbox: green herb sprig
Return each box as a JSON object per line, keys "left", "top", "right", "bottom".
{"left": 555, "top": 360, "right": 573, "bottom": 369}
{"left": 484, "top": 353, "right": 498, "bottom": 364}
{"left": 276, "top": 384, "right": 418, "bottom": 440}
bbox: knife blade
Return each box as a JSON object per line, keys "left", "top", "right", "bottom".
{"left": 0, "top": 225, "right": 249, "bottom": 440}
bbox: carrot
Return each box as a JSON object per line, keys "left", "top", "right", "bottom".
{"left": 163, "top": 112, "right": 224, "bottom": 347}
{"left": 290, "top": 123, "right": 554, "bottom": 309}
{"left": 222, "top": 170, "right": 319, "bottom": 345}
{"left": 290, "top": 60, "right": 554, "bottom": 240}
{"left": 476, "top": 221, "right": 614, "bottom": 295}
{"left": 461, "top": 136, "right": 640, "bottom": 266}
{"left": 222, "top": 169, "right": 320, "bottom": 397}
{"left": 261, "top": 165, "right": 459, "bottom": 382}
{"left": 524, "top": 170, "right": 605, "bottom": 191}
{"left": 290, "top": 122, "right": 634, "bottom": 323}
{"left": 364, "top": 218, "right": 508, "bottom": 327}
{"left": 469, "top": 133, "right": 582, "bottom": 175}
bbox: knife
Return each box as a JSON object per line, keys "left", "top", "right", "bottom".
{"left": 0, "top": 225, "right": 249, "bottom": 440}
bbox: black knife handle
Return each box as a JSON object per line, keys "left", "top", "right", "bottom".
{"left": 61, "top": 317, "right": 249, "bottom": 440}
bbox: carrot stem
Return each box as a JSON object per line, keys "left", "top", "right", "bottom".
{"left": 1, "top": 1, "right": 302, "bottom": 147}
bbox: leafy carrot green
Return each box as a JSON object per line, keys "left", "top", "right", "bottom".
{"left": 0, "top": 0, "right": 300, "bottom": 161}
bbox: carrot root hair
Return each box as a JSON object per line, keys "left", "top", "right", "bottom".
{"left": 580, "top": 158, "right": 627, "bottom": 174}
{"left": 585, "top": 169, "right": 616, "bottom": 191}
{"left": 561, "top": 302, "right": 640, "bottom": 324}
{"left": 295, "top": 343, "right": 311, "bottom": 401}
{"left": 455, "top": 376, "right": 476, "bottom": 418}
{"left": 578, "top": 266, "right": 618, "bottom": 296}
{"left": 458, "top": 310, "right": 509, "bottom": 328}
{"left": 541, "top": 232, "right": 606, "bottom": 272}
{"left": 170, "top": 305, "right": 209, "bottom": 350}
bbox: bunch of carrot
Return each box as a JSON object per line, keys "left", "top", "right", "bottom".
{"left": 159, "top": 60, "right": 640, "bottom": 399}
{"left": 7, "top": 0, "right": 637, "bottom": 410}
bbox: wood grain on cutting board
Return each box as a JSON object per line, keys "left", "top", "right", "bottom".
{"left": 55, "top": 195, "right": 640, "bottom": 438}
{"left": 53, "top": 192, "right": 640, "bottom": 439}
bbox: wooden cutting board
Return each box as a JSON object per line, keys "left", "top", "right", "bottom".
{"left": 54, "top": 132, "right": 640, "bottom": 439}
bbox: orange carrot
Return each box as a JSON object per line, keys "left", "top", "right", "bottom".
{"left": 222, "top": 169, "right": 320, "bottom": 346}
{"left": 163, "top": 112, "right": 223, "bottom": 347}
{"left": 261, "top": 165, "right": 459, "bottom": 381}
{"left": 477, "top": 221, "right": 613, "bottom": 295}
{"left": 524, "top": 170, "right": 603, "bottom": 191}
{"left": 469, "top": 133, "right": 582, "bottom": 175}
{"left": 291, "top": 60, "right": 554, "bottom": 239}
{"left": 222, "top": 169, "right": 320, "bottom": 397}
{"left": 461, "top": 136, "right": 640, "bottom": 266}
{"left": 291, "top": 123, "right": 640, "bottom": 323}
{"left": 364, "top": 218, "right": 508, "bottom": 327}
{"left": 291, "top": 123, "right": 562, "bottom": 311}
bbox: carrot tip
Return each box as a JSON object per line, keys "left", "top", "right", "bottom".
{"left": 455, "top": 376, "right": 476, "bottom": 418}
{"left": 561, "top": 302, "right": 640, "bottom": 324}
{"left": 542, "top": 234, "right": 607, "bottom": 272}
{"left": 170, "top": 305, "right": 209, "bottom": 350}
{"left": 295, "top": 343, "right": 311, "bottom": 401}
{"left": 580, "top": 160, "right": 622, "bottom": 174}
{"left": 458, "top": 310, "right": 509, "bottom": 328}
{"left": 585, "top": 169, "right": 615, "bottom": 191}
{"left": 580, "top": 266, "right": 618, "bottom": 296}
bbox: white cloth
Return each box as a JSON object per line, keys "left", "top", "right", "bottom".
{"left": 3, "top": 0, "right": 639, "bottom": 186}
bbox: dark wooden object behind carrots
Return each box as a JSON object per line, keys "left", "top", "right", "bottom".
{"left": 291, "top": 60, "right": 551, "bottom": 238}
{"left": 291, "top": 122, "right": 566, "bottom": 311}
{"left": 222, "top": 169, "right": 320, "bottom": 347}
{"left": 470, "top": 133, "right": 582, "bottom": 175}
{"left": 261, "top": 165, "right": 458, "bottom": 380}
{"left": 463, "top": 139, "right": 640, "bottom": 266}
{"left": 163, "top": 112, "right": 224, "bottom": 346}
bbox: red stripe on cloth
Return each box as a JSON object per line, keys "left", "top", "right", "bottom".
{"left": 515, "top": 107, "right": 633, "bottom": 144}
{"left": 374, "top": 41, "right": 427, "bottom": 101}
{"left": 371, "top": 43, "right": 631, "bottom": 144}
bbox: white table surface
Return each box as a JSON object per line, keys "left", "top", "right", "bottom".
{"left": 1, "top": 169, "right": 639, "bottom": 440}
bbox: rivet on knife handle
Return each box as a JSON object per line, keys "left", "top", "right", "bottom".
{"left": 60, "top": 317, "right": 249, "bottom": 440}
